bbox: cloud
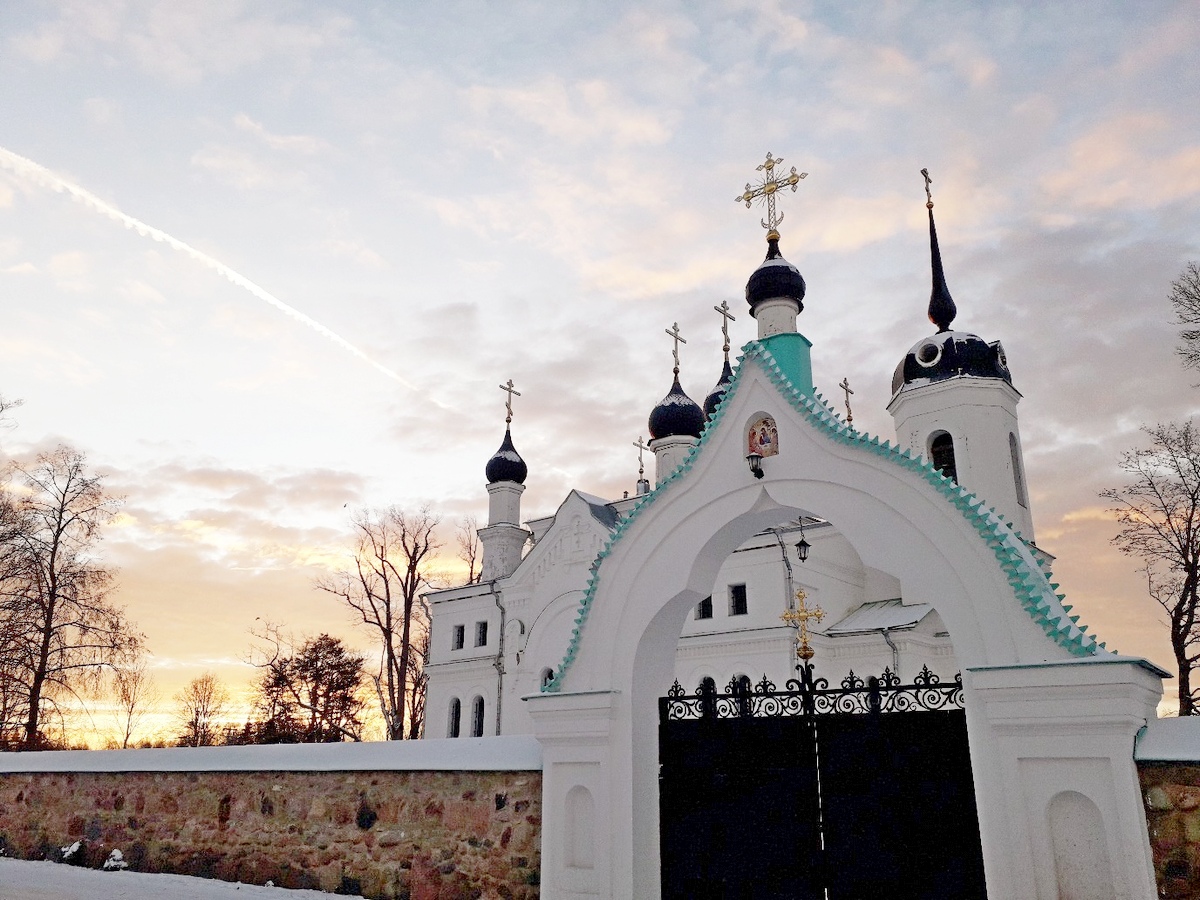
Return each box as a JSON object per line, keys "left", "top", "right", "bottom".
{"left": 190, "top": 145, "right": 306, "bottom": 191}
{"left": 233, "top": 113, "right": 327, "bottom": 155}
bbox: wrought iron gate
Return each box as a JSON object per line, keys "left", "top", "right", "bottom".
{"left": 658, "top": 665, "right": 987, "bottom": 900}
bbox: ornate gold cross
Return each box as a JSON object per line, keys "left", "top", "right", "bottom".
{"left": 781, "top": 587, "right": 824, "bottom": 661}
{"left": 633, "top": 435, "right": 649, "bottom": 478}
{"left": 921, "top": 167, "right": 934, "bottom": 209}
{"left": 737, "top": 152, "right": 807, "bottom": 239}
{"left": 714, "top": 300, "right": 736, "bottom": 360}
{"left": 665, "top": 322, "right": 687, "bottom": 375}
{"left": 839, "top": 377, "right": 854, "bottom": 425}
{"left": 499, "top": 379, "right": 521, "bottom": 424}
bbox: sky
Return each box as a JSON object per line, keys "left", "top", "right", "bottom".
{"left": 0, "top": 1, "right": 1198, "bottom": 739}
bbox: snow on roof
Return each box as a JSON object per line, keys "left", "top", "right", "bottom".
{"left": 0, "top": 735, "right": 542, "bottom": 774}
{"left": 824, "top": 599, "right": 935, "bottom": 635}
{"left": 575, "top": 491, "right": 619, "bottom": 530}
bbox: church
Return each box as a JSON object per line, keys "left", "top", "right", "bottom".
{"left": 426, "top": 161, "right": 1037, "bottom": 740}
{"left": 422, "top": 157, "right": 1164, "bottom": 899}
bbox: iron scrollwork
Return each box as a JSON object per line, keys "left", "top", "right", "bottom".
{"left": 660, "top": 664, "right": 964, "bottom": 721}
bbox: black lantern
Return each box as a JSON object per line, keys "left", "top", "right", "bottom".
{"left": 795, "top": 520, "right": 810, "bottom": 562}
{"left": 746, "top": 452, "right": 764, "bottom": 479}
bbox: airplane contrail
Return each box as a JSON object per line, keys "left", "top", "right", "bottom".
{"left": 0, "top": 145, "right": 416, "bottom": 391}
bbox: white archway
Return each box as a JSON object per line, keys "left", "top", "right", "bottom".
{"left": 526, "top": 348, "right": 1160, "bottom": 899}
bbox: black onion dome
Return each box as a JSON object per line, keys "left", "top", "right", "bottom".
{"left": 485, "top": 427, "right": 528, "bottom": 484}
{"left": 746, "top": 235, "right": 806, "bottom": 316}
{"left": 703, "top": 359, "right": 733, "bottom": 419}
{"left": 891, "top": 331, "right": 1012, "bottom": 394}
{"left": 649, "top": 376, "right": 705, "bottom": 440}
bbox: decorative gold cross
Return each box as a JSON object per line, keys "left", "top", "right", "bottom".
{"left": 921, "top": 167, "right": 934, "bottom": 209}
{"left": 499, "top": 379, "right": 521, "bottom": 424}
{"left": 839, "top": 377, "right": 854, "bottom": 425}
{"left": 665, "top": 322, "right": 687, "bottom": 375}
{"left": 781, "top": 587, "right": 824, "bottom": 661}
{"left": 633, "top": 435, "right": 649, "bottom": 478}
{"left": 737, "top": 152, "right": 807, "bottom": 239}
{"left": 714, "top": 300, "right": 736, "bottom": 360}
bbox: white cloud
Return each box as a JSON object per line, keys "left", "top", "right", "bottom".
{"left": 190, "top": 144, "right": 306, "bottom": 191}
{"left": 233, "top": 113, "right": 327, "bottom": 155}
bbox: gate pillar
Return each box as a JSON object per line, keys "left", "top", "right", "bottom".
{"left": 526, "top": 689, "right": 621, "bottom": 899}
{"left": 965, "top": 658, "right": 1165, "bottom": 900}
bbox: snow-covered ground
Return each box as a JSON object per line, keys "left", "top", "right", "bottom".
{"left": 0, "top": 858, "right": 362, "bottom": 900}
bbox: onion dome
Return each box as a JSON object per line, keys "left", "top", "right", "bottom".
{"left": 892, "top": 332, "right": 1011, "bottom": 394}
{"left": 485, "top": 427, "right": 528, "bottom": 484}
{"left": 703, "top": 359, "right": 733, "bottom": 419}
{"left": 746, "top": 234, "right": 806, "bottom": 317}
{"left": 649, "top": 376, "right": 705, "bottom": 440}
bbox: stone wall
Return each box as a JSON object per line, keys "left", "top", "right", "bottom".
{"left": 1140, "top": 762, "right": 1200, "bottom": 900}
{"left": 0, "top": 738, "right": 542, "bottom": 900}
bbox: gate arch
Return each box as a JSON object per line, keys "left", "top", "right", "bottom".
{"left": 524, "top": 347, "right": 1155, "bottom": 899}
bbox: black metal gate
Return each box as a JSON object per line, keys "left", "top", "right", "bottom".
{"left": 659, "top": 665, "right": 987, "bottom": 900}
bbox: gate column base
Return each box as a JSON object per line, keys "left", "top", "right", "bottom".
{"left": 965, "top": 658, "right": 1165, "bottom": 900}
{"left": 526, "top": 689, "right": 621, "bottom": 900}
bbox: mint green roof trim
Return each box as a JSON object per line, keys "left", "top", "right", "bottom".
{"left": 542, "top": 339, "right": 1102, "bottom": 692}
{"left": 759, "top": 332, "right": 814, "bottom": 397}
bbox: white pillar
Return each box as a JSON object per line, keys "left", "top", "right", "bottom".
{"left": 964, "top": 658, "right": 1163, "bottom": 900}
{"left": 480, "top": 481, "right": 529, "bottom": 580}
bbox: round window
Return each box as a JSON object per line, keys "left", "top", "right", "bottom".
{"left": 915, "top": 341, "right": 942, "bottom": 367}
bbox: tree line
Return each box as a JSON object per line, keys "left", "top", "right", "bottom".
{"left": 1, "top": 395, "right": 481, "bottom": 748}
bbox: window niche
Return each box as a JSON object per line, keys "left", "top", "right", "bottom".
{"left": 729, "top": 584, "right": 748, "bottom": 616}
{"left": 695, "top": 595, "right": 713, "bottom": 620}
{"left": 447, "top": 698, "right": 461, "bottom": 738}
{"left": 929, "top": 431, "right": 958, "bottom": 483}
{"left": 452, "top": 625, "right": 465, "bottom": 651}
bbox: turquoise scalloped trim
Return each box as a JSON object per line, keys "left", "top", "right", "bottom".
{"left": 541, "top": 339, "right": 1102, "bottom": 692}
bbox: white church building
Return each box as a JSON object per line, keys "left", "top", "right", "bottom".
{"left": 423, "top": 161, "right": 1166, "bottom": 899}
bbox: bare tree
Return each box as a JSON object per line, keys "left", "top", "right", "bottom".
{"left": 456, "top": 516, "right": 482, "bottom": 585}
{"left": 0, "top": 446, "right": 141, "bottom": 748}
{"left": 1103, "top": 422, "right": 1200, "bottom": 714}
{"left": 1172, "top": 261, "right": 1200, "bottom": 371}
{"left": 317, "top": 507, "right": 439, "bottom": 740}
{"left": 111, "top": 657, "right": 159, "bottom": 749}
{"left": 174, "top": 672, "right": 230, "bottom": 747}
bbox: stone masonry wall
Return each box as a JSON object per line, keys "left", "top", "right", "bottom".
{"left": 0, "top": 769, "right": 541, "bottom": 900}
{"left": 1140, "top": 762, "right": 1200, "bottom": 900}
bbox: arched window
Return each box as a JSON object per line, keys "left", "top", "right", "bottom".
{"left": 447, "top": 698, "right": 461, "bottom": 738}
{"left": 698, "top": 676, "right": 717, "bottom": 719}
{"left": 470, "top": 695, "right": 485, "bottom": 737}
{"left": 1010, "top": 432, "right": 1028, "bottom": 508}
{"left": 930, "top": 431, "right": 958, "bottom": 483}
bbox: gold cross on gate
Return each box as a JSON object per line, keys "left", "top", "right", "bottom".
{"left": 499, "top": 379, "right": 521, "bottom": 424}
{"left": 839, "top": 377, "right": 854, "bottom": 425}
{"left": 737, "top": 152, "right": 807, "bottom": 239}
{"left": 781, "top": 587, "right": 824, "bottom": 661}
{"left": 633, "top": 435, "right": 649, "bottom": 478}
{"left": 714, "top": 300, "right": 736, "bottom": 358}
{"left": 665, "top": 322, "right": 687, "bottom": 374}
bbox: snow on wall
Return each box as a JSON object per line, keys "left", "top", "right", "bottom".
{"left": 0, "top": 735, "right": 542, "bottom": 773}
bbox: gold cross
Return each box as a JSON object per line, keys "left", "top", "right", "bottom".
{"left": 499, "top": 379, "right": 521, "bottom": 424}
{"left": 781, "top": 587, "right": 824, "bottom": 661}
{"left": 921, "top": 167, "right": 934, "bottom": 209}
{"left": 665, "top": 322, "right": 687, "bottom": 375}
{"left": 714, "top": 300, "right": 736, "bottom": 360}
{"left": 737, "top": 152, "right": 807, "bottom": 239}
{"left": 633, "top": 435, "right": 649, "bottom": 478}
{"left": 839, "top": 377, "right": 854, "bottom": 425}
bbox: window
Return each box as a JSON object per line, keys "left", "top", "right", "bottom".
{"left": 475, "top": 621, "right": 488, "bottom": 647}
{"left": 695, "top": 596, "right": 713, "bottom": 620}
{"left": 729, "top": 584, "right": 748, "bottom": 616}
{"left": 930, "top": 431, "right": 958, "bottom": 483}
{"left": 470, "top": 695, "right": 485, "bottom": 737}
{"left": 447, "top": 698, "right": 461, "bottom": 738}
{"left": 1010, "top": 432, "right": 1028, "bottom": 508}
{"left": 452, "top": 625, "right": 465, "bottom": 651}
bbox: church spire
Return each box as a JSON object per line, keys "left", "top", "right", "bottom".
{"left": 922, "top": 168, "right": 957, "bottom": 333}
